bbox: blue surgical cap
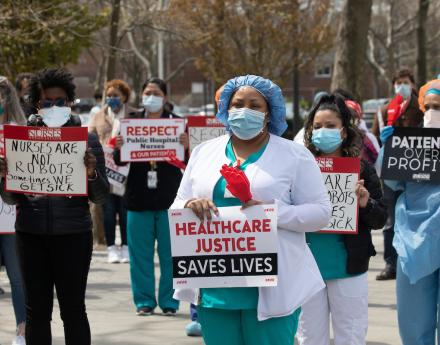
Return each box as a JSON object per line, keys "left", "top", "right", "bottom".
{"left": 216, "top": 75, "right": 287, "bottom": 136}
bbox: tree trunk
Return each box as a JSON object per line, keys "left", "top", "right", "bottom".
{"left": 107, "top": 0, "right": 121, "bottom": 81}
{"left": 416, "top": 0, "right": 429, "bottom": 86}
{"left": 330, "top": 0, "right": 373, "bottom": 100}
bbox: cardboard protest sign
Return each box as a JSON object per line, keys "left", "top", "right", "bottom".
{"left": 187, "top": 116, "right": 226, "bottom": 154}
{"left": 4, "top": 125, "right": 88, "bottom": 196}
{"left": 316, "top": 157, "right": 360, "bottom": 234}
{"left": 0, "top": 197, "right": 16, "bottom": 234}
{"left": 382, "top": 127, "right": 440, "bottom": 182}
{"left": 103, "top": 147, "right": 129, "bottom": 189}
{"left": 120, "top": 118, "right": 185, "bottom": 162}
{"left": 168, "top": 204, "right": 278, "bottom": 289}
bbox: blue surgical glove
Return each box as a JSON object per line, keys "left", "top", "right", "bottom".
{"left": 380, "top": 126, "right": 394, "bottom": 144}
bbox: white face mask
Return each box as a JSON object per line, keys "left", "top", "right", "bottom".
{"left": 394, "top": 84, "right": 412, "bottom": 99}
{"left": 39, "top": 106, "right": 71, "bottom": 127}
{"left": 424, "top": 109, "right": 440, "bottom": 128}
{"left": 142, "top": 95, "right": 163, "bottom": 113}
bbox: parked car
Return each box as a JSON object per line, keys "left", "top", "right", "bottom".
{"left": 71, "top": 98, "right": 96, "bottom": 115}
{"left": 362, "top": 98, "right": 389, "bottom": 129}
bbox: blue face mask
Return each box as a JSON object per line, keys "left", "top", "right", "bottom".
{"left": 312, "top": 128, "right": 343, "bottom": 153}
{"left": 106, "top": 96, "right": 122, "bottom": 111}
{"left": 227, "top": 108, "right": 266, "bottom": 140}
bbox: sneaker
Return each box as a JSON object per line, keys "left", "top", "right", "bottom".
{"left": 12, "top": 335, "right": 26, "bottom": 345}
{"left": 162, "top": 308, "right": 177, "bottom": 316}
{"left": 376, "top": 266, "right": 396, "bottom": 280}
{"left": 107, "top": 245, "right": 120, "bottom": 264}
{"left": 120, "top": 245, "right": 130, "bottom": 263}
{"left": 185, "top": 321, "right": 202, "bottom": 337}
{"left": 136, "top": 306, "right": 154, "bottom": 316}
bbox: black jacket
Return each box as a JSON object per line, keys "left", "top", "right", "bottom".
{"left": 113, "top": 109, "right": 183, "bottom": 211}
{"left": 0, "top": 115, "right": 109, "bottom": 235}
{"left": 343, "top": 160, "right": 387, "bottom": 274}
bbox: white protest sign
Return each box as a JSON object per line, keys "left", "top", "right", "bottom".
{"left": 187, "top": 116, "right": 226, "bottom": 154}
{"left": 104, "top": 147, "right": 129, "bottom": 189}
{"left": 316, "top": 157, "right": 360, "bottom": 234}
{"left": 4, "top": 125, "right": 88, "bottom": 196}
{"left": 120, "top": 118, "right": 185, "bottom": 162}
{"left": 0, "top": 197, "right": 16, "bottom": 234}
{"left": 168, "top": 204, "right": 278, "bottom": 289}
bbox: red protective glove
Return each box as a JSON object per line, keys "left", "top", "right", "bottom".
{"left": 220, "top": 161, "right": 252, "bottom": 203}
{"left": 166, "top": 155, "right": 187, "bottom": 170}
{"left": 387, "top": 94, "right": 404, "bottom": 126}
{"left": 107, "top": 136, "right": 117, "bottom": 149}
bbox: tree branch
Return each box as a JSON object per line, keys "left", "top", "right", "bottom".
{"left": 164, "top": 57, "right": 196, "bottom": 83}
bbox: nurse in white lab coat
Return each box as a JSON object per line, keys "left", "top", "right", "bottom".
{"left": 170, "top": 75, "right": 331, "bottom": 345}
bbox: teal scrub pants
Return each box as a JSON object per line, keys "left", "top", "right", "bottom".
{"left": 198, "top": 307, "right": 300, "bottom": 345}
{"left": 127, "top": 210, "right": 179, "bottom": 311}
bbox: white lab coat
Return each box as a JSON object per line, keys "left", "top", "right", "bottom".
{"left": 170, "top": 134, "right": 331, "bottom": 320}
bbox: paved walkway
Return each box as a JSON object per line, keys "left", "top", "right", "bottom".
{"left": 0, "top": 232, "right": 399, "bottom": 345}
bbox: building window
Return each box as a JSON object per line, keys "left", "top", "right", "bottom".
{"left": 315, "top": 65, "right": 332, "bottom": 78}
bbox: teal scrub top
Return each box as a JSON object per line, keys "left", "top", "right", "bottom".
{"left": 200, "top": 138, "right": 268, "bottom": 309}
{"left": 306, "top": 232, "right": 355, "bottom": 280}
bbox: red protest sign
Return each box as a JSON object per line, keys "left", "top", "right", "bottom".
{"left": 187, "top": 116, "right": 226, "bottom": 154}
{"left": 316, "top": 157, "right": 360, "bottom": 234}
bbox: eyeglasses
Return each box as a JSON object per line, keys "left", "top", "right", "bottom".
{"left": 38, "top": 98, "right": 67, "bottom": 108}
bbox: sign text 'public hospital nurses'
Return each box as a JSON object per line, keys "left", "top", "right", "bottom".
{"left": 187, "top": 116, "right": 226, "bottom": 154}
{"left": 381, "top": 127, "right": 440, "bottom": 182}
{"left": 168, "top": 205, "right": 278, "bottom": 289}
{"left": 317, "top": 157, "right": 360, "bottom": 234}
{"left": 3, "top": 125, "right": 88, "bottom": 196}
{"left": 120, "top": 118, "right": 185, "bottom": 162}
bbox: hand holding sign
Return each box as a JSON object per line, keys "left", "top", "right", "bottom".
{"left": 185, "top": 198, "right": 219, "bottom": 221}
{"left": 179, "top": 132, "right": 189, "bottom": 150}
{"left": 115, "top": 135, "right": 124, "bottom": 149}
{"left": 84, "top": 148, "right": 97, "bottom": 178}
{"left": 355, "top": 180, "right": 370, "bottom": 208}
{"left": 0, "top": 157, "right": 6, "bottom": 177}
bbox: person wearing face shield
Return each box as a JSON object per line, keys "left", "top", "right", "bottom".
{"left": 88, "top": 79, "right": 138, "bottom": 264}
{"left": 372, "top": 69, "right": 424, "bottom": 281}
{"left": 379, "top": 79, "right": 440, "bottom": 345}
{"left": 0, "top": 68, "right": 109, "bottom": 345}
{"left": 0, "top": 76, "right": 28, "bottom": 345}
{"left": 112, "top": 78, "right": 188, "bottom": 317}
{"left": 170, "top": 75, "right": 331, "bottom": 345}
{"left": 296, "top": 94, "right": 387, "bottom": 345}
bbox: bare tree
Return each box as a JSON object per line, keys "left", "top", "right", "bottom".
{"left": 331, "top": 0, "right": 373, "bottom": 99}
{"left": 416, "top": 0, "right": 430, "bottom": 85}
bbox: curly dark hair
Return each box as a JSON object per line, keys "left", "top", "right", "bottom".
{"left": 304, "top": 93, "right": 363, "bottom": 158}
{"left": 29, "top": 68, "right": 76, "bottom": 106}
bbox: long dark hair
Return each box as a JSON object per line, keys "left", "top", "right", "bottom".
{"left": 304, "top": 94, "right": 362, "bottom": 158}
